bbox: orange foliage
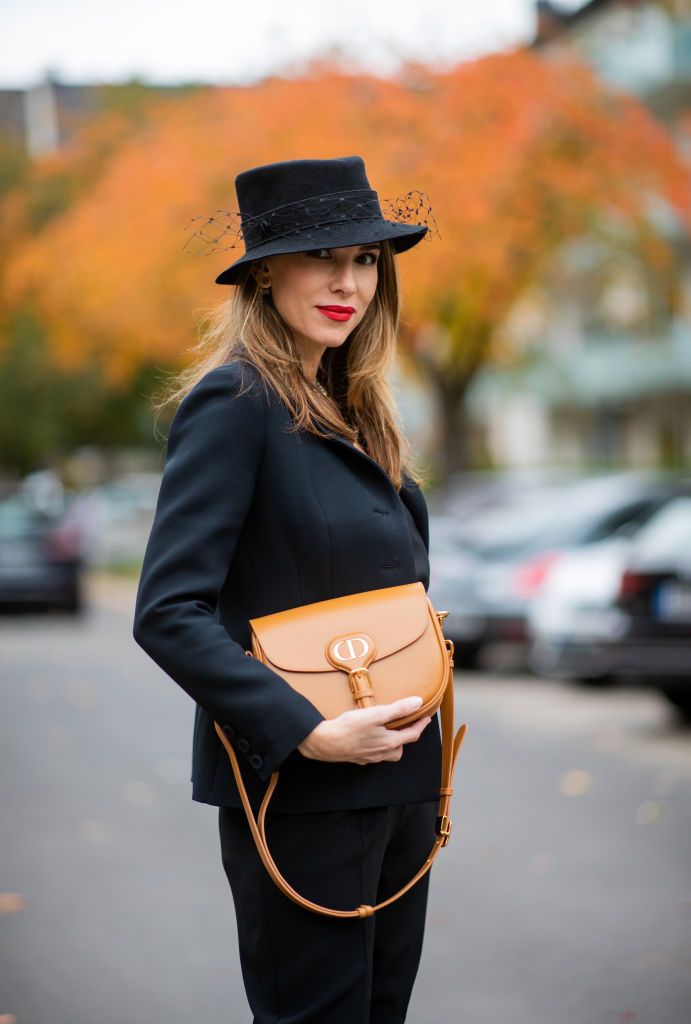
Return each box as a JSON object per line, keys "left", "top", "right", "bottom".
{"left": 1, "top": 50, "right": 688, "bottom": 386}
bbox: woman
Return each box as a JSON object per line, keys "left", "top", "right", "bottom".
{"left": 133, "top": 155, "right": 443, "bottom": 1024}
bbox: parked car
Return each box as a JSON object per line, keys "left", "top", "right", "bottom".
{"left": 430, "top": 467, "right": 583, "bottom": 546}
{"left": 427, "top": 514, "right": 486, "bottom": 667}
{"left": 66, "top": 472, "right": 161, "bottom": 567}
{"left": 0, "top": 492, "right": 84, "bottom": 612}
{"left": 527, "top": 534, "right": 639, "bottom": 683}
{"left": 610, "top": 493, "right": 691, "bottom": 719}
{"left": 449, "top": 471, "right": 681, "bottom": 663}
{"left": 527, "top": 486, "right": 691, "bottom": 718}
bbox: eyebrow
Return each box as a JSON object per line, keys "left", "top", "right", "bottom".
{"left": 357, "top": 242, "right": 381, "bottom": 250}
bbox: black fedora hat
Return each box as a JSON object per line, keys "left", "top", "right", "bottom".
{"left": 184, "top": 155, "right": 438, "bottom": 285}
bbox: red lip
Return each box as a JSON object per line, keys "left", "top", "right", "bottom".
{"left": 317, "top": 305, "right": 354, "bottom": 322}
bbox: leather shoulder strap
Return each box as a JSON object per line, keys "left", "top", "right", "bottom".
{"left": 214, "top": 653, "right": 467, "bottom": 919}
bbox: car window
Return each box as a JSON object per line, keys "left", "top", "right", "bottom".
{"left": 582, "top": 499, "right": 661, "bottom": 543}
{"left": 631, "top": 497, "right": 691, "bottom": 559}
{"left": 0, "top": 498, "right": 41, "bottom": 539}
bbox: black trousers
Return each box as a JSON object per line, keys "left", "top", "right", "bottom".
{"left": 218, "top": 799, "right": 438, "bottom": 1024}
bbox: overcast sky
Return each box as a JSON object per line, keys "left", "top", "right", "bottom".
{"left": 0, "top": 0, "right": 587, "bottom": 88}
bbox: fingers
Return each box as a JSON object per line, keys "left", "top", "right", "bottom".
{"left": 355, "top": 715, "right": 431, "bottom": 765}
{"left": 391, "top": 716, "right": 432, "bottom": 746}
{"left": 380, "top": 744, "right": 403, "bottom": 763}
{"left": 355, "top": 742, "right": 404, "bottom": 765}
{"left": 301, "top": 702, "right": 432, "bottom": 764}
{"left": 369, "top": 695, "right": 424, "bottom": 725}
{"left": 375, "top": 716, "right": 430, "bottom": 760}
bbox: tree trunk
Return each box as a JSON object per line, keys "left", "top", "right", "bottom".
{"left": 429, "top": 370, "right": 476, "bottom": 481}
{"left": 406, "top": 321, "right": 493, "bottom": 483}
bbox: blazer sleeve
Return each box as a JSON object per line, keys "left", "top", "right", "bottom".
{"left": 132, "top": 364, "right": 325, "bottom": 782}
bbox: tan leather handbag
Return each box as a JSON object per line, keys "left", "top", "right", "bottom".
{"left": 214, "top": 580, "right": 467, "bottom": 919}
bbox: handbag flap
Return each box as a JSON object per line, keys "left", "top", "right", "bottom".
{"left": 249, "top": 581, "right": 431, "bottom": 673}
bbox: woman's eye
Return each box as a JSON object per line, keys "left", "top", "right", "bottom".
{"left": 305, "top": 249, "right": 378, "bottom": 265}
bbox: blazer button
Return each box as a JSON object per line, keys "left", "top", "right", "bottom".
{"left": 237, "top": 738, "right": 250, "bottom": 754}
{"left": 250, "top": 754, "right": 264, "bottom": 770}
{"left": 222, "top": 724, "right": 235, "bottom": 738}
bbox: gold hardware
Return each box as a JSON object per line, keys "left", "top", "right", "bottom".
{"left": 347, "top": 667, "right": 376, "bottom": 708}
{"left": 435, "top": 814, "right": 452, "bottom": 846}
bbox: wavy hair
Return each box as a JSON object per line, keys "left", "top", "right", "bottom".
{"left": 151, "top": 239, "right": 426, "bottom": 491}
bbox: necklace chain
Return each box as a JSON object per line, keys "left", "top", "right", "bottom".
{"left": 309, "top": 378, "right": 363, "bottom": 448}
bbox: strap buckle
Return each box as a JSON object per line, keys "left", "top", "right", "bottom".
{"left": 435, "top": 814, "right": 452, "bottom": 847}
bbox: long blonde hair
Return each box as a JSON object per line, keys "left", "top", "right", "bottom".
{"left": 152, "top": 239, "right": 426, "bottom": 491}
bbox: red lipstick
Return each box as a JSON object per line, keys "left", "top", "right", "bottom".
{"left": 316, "top": 305, "right": 355, "bottom": 322}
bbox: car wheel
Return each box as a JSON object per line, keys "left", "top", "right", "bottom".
{"left": 60, "top": 587, "right": 84, "bottom": 615}
{"left": 575, "top": 673, "right": 616, "bottom": 688}
{"left": 659, "top": 686, "right": 691, "bottom": 724}
{"left": 450, "top": 640, "right": 483, "bottom": 670}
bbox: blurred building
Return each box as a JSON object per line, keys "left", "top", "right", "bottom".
{"left": 0, "top": 75, "right": 103, "bottom": 158}
{"left": 470, "top": 0, "right": 691, "bottom": 470}
{"left": 0, "top": 74, "right": 198, "bottom": 160}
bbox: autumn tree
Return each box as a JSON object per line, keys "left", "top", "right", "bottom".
{"left": 1, "top": 50, "right": 688, "bottom": 476}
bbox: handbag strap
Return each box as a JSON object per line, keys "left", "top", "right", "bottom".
{"left": 214, "top": 647, "right": 467, "bottom": 919}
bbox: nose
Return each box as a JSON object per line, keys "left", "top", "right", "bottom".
{"left": 330, "top": 260, "right": 357, "bottom": 295}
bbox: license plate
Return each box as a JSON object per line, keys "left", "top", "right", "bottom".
{"left": 653, "top": 581, "right": 691, "bottom": 621}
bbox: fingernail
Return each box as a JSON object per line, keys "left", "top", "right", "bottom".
{"left": 409, "top": 696, "right": 423, "bottom": 708}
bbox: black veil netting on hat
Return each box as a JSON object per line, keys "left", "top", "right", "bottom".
{"left": 182, "top": 189, "right": 440, "bottom": 262}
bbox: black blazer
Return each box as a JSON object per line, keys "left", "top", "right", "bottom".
{"left": 132, "top": 360, "right": 441, "bottom": 813}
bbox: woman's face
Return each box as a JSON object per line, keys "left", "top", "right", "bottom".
{"left": 257, "top": 242, "right": 381, "bottom": 370}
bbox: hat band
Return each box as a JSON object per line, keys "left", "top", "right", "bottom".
{"left": 241, "top": 188, "right": 381, "bottom": 248}
{"left": 184, "top": 189, "right": 438, "bottom": 258}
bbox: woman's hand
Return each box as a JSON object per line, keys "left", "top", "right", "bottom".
{"left": 297, "top": 696, "right": 432, "bottom": 765}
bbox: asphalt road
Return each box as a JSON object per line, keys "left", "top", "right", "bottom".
{"left": 1, "top": 573, "right": 690, "bottom": 1024}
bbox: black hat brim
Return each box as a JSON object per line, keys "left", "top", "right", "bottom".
{"left": 214, "top": 221, "right": 428, "bottom": 285}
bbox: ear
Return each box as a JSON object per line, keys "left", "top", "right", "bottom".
{"left": 250, "top": 261, "right": 271, "bottom": 286}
